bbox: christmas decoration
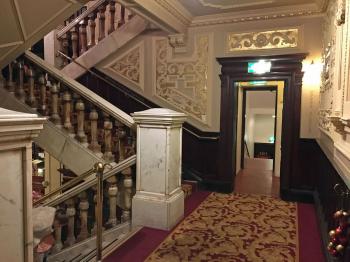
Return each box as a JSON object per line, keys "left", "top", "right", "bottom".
{"left": 328, "top": 209, "right": 350, "bottom": 258}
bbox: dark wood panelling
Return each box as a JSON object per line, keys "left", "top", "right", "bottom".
{"left": 311, "top": 141, "right": 350, "bottom": 262}
{"left": 217, "top": 54, "right": 308, "bottom": 199}
{"left": 77, "top": 69, "right": 219, "bottom": 180}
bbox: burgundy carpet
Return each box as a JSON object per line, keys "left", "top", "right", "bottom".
{"left": 105, "top": 191, "right": 211, "bottom": 262}
{"left": 105, "top": 192, "right": 324, "bottom": 262}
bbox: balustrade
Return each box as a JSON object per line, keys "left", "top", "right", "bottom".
{"left": 1, "top": 52, "right": 138, "bottom": 260}
{"left": 56, "top": 0, "right": 132, "bottom": 67}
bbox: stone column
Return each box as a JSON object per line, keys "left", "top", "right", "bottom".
{"left": 0, "top": 108, "right": 45, "bottom": 262}
{"left": 131, "top": 108, "right": 186, "bottom": 230}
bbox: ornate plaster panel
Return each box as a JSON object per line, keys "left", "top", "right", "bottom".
{"left": 153, "top": 35, "right": 211, "bottom": 123}
{"left": 227, "top": 29, "right": 298, "bottom": 52}
{"left": 103, "top": 42, "right": 144, "bottom": 90}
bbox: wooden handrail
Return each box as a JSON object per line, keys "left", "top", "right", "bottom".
{"left": 24, "top": 51, "right": 135, "bottom": 128}
{"left": 40, "top": 154, "right": 136, "bottom": 207}
{"left": 57, "top": 0, "right": 107, "bottom": 39}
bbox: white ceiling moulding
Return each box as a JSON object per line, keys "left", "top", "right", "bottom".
{"left": 198, "top": 0, "right": 275, "bottom": 10}
{"left": 190, "top": 2, "right": 329, "bottom": 27}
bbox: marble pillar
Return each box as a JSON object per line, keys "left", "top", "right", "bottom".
{"left": 0, "top": 108, "right": 45, "bottom": 262}
{"left": 131, "top": 108, "right": 186, "bottom": 230}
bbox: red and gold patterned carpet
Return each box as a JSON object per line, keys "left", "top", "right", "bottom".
{"left": 146, "top": 193, "right": 298, "bottom": 262}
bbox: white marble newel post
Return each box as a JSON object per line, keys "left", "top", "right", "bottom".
{"left": 131, "top": 108, "right": 186, "bottom": 230}
{"left": 0, "top": 107, "right": 45, "bottom": 262}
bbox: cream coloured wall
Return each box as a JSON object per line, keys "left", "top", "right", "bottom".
{"left": 318, "top": 0, "right": 350, "bottom": 187}
{"left": 96, "top": 15, "right": 323, "bottom": 137}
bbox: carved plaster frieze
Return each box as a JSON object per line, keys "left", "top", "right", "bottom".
{"left": 227, "top": 29, "right": 298, "bottom": 52}
{"left": 319, "top": 110, "right": 332, "bottom": 131}
{"left": 104, "top": 43, "right": 144, "bottom": 89}
{"left": 336, "top": 0, "right": 346, "bottom": 26}
{"left": 168, "top": 33, "right": 187, "bottom": 53}
{"left": 154, "top": 34, "right": 210, "bottom": 123}
{"left": 329, "top": 115, "right": 346, "bottom": 135}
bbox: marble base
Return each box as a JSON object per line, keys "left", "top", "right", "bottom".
{"left": 132, "top": 188, "right": 184, "bottom": 230}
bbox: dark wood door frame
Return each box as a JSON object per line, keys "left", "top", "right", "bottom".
{"left": 217, "top": 54, "right": 306, "bottom": 199}
{"left": 241, "top": 86, "right": 277, "bottom": 170}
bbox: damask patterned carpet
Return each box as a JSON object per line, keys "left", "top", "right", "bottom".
{"left": 106, "top": 191, "right": 324, "bottom": 262}
{"left": 145, "top": 193, "right": 298, "bottom": 262}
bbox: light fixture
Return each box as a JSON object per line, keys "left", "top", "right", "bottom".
{"left": 248, "top": 60, "right": 272, "bottom": 74}
{"left": 302, "top": 59, "right": 322, "bottom": 86}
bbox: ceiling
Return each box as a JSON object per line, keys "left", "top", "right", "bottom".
{"left": 0, "top": 0, "right": 87, "bottom": 69}
{"left": 178, "top": 0, "right": 326, "bottom": 16}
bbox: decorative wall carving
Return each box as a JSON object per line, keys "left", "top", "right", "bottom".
{"left": 104, "top": 43, "right": 144, "bottom": 89}
{"left": 319, "top": 110, "right": 332, "bottom": 132}
{"left": 154, "top": 35, "right": 210, "bottom": 123}
{"left": 227, "top": 29, "right": 298, "bottom": 52}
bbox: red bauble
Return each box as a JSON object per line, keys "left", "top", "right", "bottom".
{"left": 329, "top": 248, "right": 339, "bottom": 257}
{"left": 336, "top": 226, "right": 344, "bottom": 236}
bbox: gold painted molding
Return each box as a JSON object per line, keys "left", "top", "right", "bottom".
{"left": 153, "top": 35, "right": 210, "bottom": 123}
{"left": 227, "top": 29, "right": 298, "bottom": 52}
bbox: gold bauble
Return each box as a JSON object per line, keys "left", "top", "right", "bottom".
{"left": 334, "top": 210, "right": 343, "bottom": 219}
{"left": 336, "top": 244, "right": 344, "bottom": 252}
{"left": 329, "top": 230, "right": 336, "bottom": 238}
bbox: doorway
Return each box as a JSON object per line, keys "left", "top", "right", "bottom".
{"left": 216, "top": 54, "right": 306, "bottom": 200}
{"left": 235, "top": 84, "right": 283, "bottom": 197}
{"left": 241, "top": 86, "right": 277, "bottom": 171}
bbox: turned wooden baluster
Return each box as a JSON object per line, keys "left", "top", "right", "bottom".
{"left": 126, "top": 9, "right": 134, "bottom": 21}
{"left": 118, "top": 5, "right": 125, "bottom": 27}
{"left": 115, "top": 121, "right": 126, "bottom": 162}
{"left": 26, "top": 66, "right": 37, "bottom": 109}
{"left": 16, "top": 61, "right": 25, "bottom": 102}
{"left": 75, "top": 97, "right": 88, "bottom": 146}
{"left": 52, "top": 219, "right": 63, "bottom": 253}
{"left": 65, "top": 198, "right": 76, "bottom": 246}
{"left": 59, "top": 33, "right": 69, "bottom": 66}
{"left": 107, "top": 175, "right": 118, "bottom": 226}
{"left": 103, "top": 115, "right": 115, "bottom": 162}
{"left": 108, "top": 0, "right": 116, "bottom": 34}
{"left": 89, "top": 107, "right": 103, "bottom": 157}
{"left": 88, "top": 13, "right": 97, "bottom": 49}
{"left": 62, "top": 90, "right": 74, "bottom": 135}
{"left": 122, "top": 169, "right": 133, "bottom": 222}
{"left": 98, "top": 4, "right": 106, "bottom": 41}
{"left": 6, "top": 62, "right": 15, "bottom": 94}
{"left": 91, "top": 186, "right": 105, "bottom": 234}
{"left": 38, "top": 74, "right": 48, "bottom": 115}
{"left": 50, "top": 82, "right": 62, "bottom": 127}
{"left": 77, "top": 191, "right": 90, "bottom": 241}
{"left": 79, "top": 18, "right": 88, "bottom": 55}
{"left": 71, "top": 26, "right": 79, "bottom": 59}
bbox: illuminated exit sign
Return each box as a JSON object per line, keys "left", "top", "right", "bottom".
{"left": 248, "top": 60, "right": 272, "bottom": 74}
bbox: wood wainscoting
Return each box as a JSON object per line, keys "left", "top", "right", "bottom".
{"left": 77, "top": 69, "right": 220, "bottom": 183}
{"left": 311, "top": 140, "right": 350, "bottom": 261}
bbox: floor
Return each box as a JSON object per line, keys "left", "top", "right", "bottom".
{"left": 235, "top": 158, "right": 280, "bottom": 197}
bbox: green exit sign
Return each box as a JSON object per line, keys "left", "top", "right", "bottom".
{"left": 248, "top": 60, "right": 271, "bottom": 74}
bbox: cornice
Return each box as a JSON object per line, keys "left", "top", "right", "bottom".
{"left": 189, "top": 3, "right": 326, "bottom": 27}
{"left": 153, "top": 0, "right": 192, "bottom": 26}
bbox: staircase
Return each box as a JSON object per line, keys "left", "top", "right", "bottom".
{"left": 0, "top": 1, "right": 191, "bottom": 260}
{"left": 55, "top": 0, "right": 149, "bottom": 79}
{"left": 0, "top": 51, "right": 138, "bottom": 261}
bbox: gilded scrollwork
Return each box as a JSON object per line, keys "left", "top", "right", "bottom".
{"left": 154, "top": 35, "right": 209, "bottom": 123}
{"left": 227, "top": 29, "right": 298, "bottom": 52}
{"left": 107, "top": 46, "right": 141, "bottom": 87}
